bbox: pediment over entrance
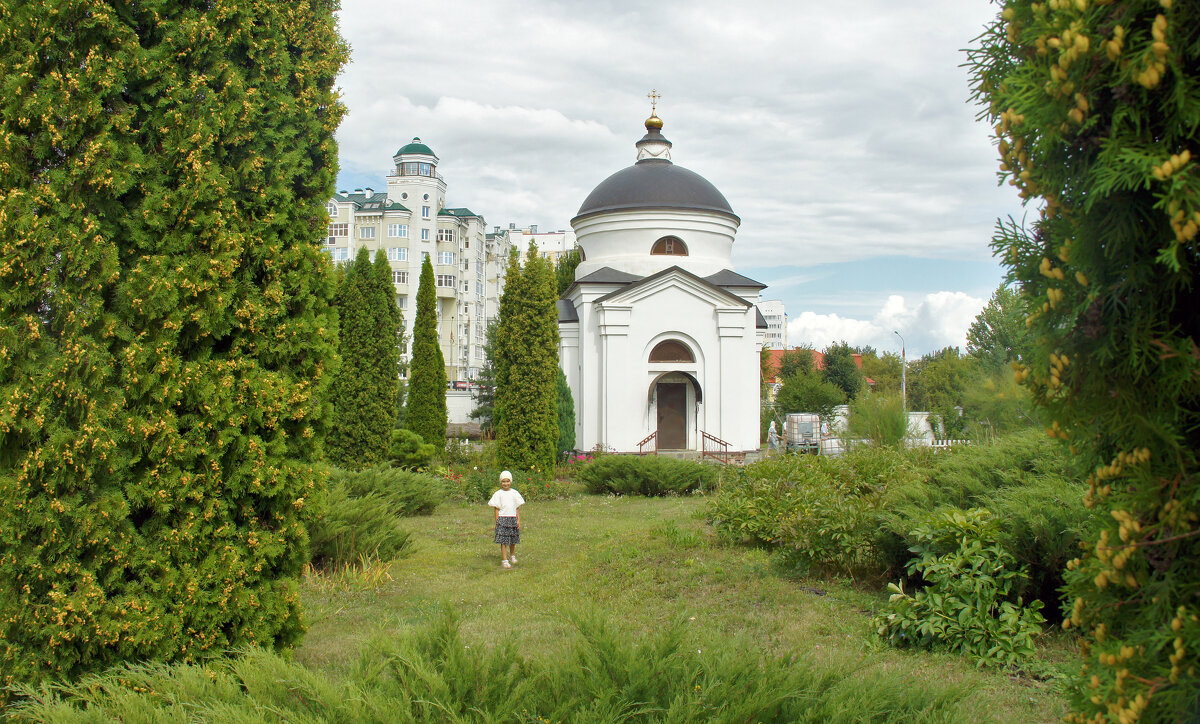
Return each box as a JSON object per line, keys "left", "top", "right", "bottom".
{"left": 594, "top": 265, "right": 751, "bottom": 309}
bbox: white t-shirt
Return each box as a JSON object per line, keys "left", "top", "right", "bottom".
{"left": 488, "top": 488, "right": 525, "bottom": 518}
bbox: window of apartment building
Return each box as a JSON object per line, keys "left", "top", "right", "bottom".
{"left": 476, "top": 261, "right": 483, "bottom": 279}
{"left": 651, "top": 236, "right": 687, "bottom": 256}
{"left": 420, "top": 229, "right": 429, "bottom": 241}
{"left": 396, "top": 295, "right": 407, "bottom": 309}
{"left": 475, "top": 346, "right": 483, "bottom": 359}
{"left": 329, "top": 247, "right": 349, "bottom": 261}
{"left": 421, "top": 206, "right": 430, "bottom": 218}
{"left": 437, "top": 229, "right": 455, "bottom": 243}
{"left": 326, "top": 202, "right": 337, "bottom": 216}
{"left": 436, "top": 275, "right": 456, "bottom": 288}
{"left": 359, "top": 226, "right": 376, "bottom": 239}
{"left": 392, "top": 270, "right": 409, "bottom": 285}
{"left": 419, "top": 163, "right": 431, "bottom": 176}
{"left": 421, "top": 251, "right": 430, "bottom": 262}
{"left": 327, "top": 223, "right": 348, "bottom": 242}
{"left": 387, "top": 247, "right": 407, "bottom": 262}
{"left": 462, "top": 280, "right": 469, "bottom": 291}
{"left": 388, "top": 224, "right": 408, "bottom": 238}
{"left": 437, "top": 251, "right": 455, "bottom": 265}
{"left": 475, "top": 281, "right": 483, "bottom": 297}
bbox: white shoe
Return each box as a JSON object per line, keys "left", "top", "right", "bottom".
{"left": 509, "top": 555, "right": 517, "bottom": 565}
{"left": 502, "top": 560, "right": 512, "bottom": 569}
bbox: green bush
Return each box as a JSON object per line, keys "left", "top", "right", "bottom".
{"left": 708, "top": 433, "right": 1088, "bottom": 608}
{"left": 579, "top": 455, "right": 718, "bottom": 496}
{"left": 846, "top": 394, "right": 909, "bottom": 448}
{"left": 874, "top": 509, "right": 1045, "bottom": 669}
{"left": 388, "top": 428, "right": 436, "bottom": 470}
{"left": 8, "top": 608, "right": 982, "bottom": 722}
{"left": 331, "top": 466, "right": 443, "bottom": 517}
{"left": 708, "top": 447, "right": 923, "bottom": 577}
{"left": 308, "top": 483, "right": 413, "bottom": 568}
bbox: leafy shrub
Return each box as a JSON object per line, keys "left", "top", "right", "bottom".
{"left": 579, "top": 455, "right": 718, "bottom": 496}
{"left": 440, "top": 466, "right": 573, "bottom": 504}
{"left": 439, "top": 467, "right": 495, "bottom": 503}
{"left": 8, "top": 608, "right": 982, "bottom": 722}
{"left": 308, "top": 483, "right": 413, "bottom": 568}
{"left": 709, "top": 447, "right": 923, "bottom": 577}
{"left": 846, "top": 394, "right": 909, "bottom": 448}
{"left": 388, "top": 428, "right": 436, "bottom": 469}
{"left": 874, "top": 509, "right": 1045, "bottom": 669}
{"left": 708, "top": 432, "right": 1087, "bottom": 607}
{"left": 332, "top": 466, "right": 443, "bottom": 517}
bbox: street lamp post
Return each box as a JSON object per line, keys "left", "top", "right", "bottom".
{"left": 893, "top": 330, "right": 906, "bottom": 410}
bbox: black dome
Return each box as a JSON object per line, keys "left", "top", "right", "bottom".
{"left": 573, "top": 159, "right": 738, "bottom": 222}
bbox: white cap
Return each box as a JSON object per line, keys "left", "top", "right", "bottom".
{"left": 499, "top": 470, "right": 513, "bottom": 481}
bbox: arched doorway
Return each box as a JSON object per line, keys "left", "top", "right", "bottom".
{"left": 648, "top": 371, "right": 703, "bottom": 450}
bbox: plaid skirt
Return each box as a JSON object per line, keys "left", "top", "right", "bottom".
{"left": 494, "top": 516, "right": 520, "bottom": 545}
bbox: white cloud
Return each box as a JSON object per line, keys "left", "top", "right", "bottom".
{"left": 787, "top": 291, "right": 985, "bottom": 357}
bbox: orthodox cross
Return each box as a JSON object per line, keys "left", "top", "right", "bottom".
{"left": 647, "top": 89, "right": 661, "bottom": 115}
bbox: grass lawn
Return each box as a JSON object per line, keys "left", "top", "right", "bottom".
{"left": 297, "top": 493, "right": 1070, "bottom": 722}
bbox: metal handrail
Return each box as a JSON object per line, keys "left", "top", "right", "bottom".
{"left": 637, "top": 431, "right": 657, "bottom": 456}
{"left": 701, "top": 431, "right": 730, "bottom": 464}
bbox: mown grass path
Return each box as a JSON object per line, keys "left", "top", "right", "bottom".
{"left": 298, "top": 494, "right": 1067, "bottom": 722}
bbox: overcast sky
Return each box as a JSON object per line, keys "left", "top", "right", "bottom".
{"left": 333, "top": 0, "right": 1023, "bottom": 358}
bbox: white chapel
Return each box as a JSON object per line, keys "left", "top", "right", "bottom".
{"left": 558, "top": 111, "right": 766, "bottom": 454}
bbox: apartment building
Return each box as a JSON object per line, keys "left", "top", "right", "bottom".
{"left": 488, "top": 223, "right": 579, "bottom": 267}
{"left": 326, "top": 138, "right": 511, "bottom": 381}
{"left": 758, "top": 299, "right": 787, "bottom": 349}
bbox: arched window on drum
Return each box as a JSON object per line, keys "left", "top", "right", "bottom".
{"left": 650, "top": 236, "right": 688, "bottom": 256}
{"left": 649, "top": 340, "right": 694, "bottom": 363}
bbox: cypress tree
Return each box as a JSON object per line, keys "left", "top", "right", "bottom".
{"left": 556, "top": 369, "right": 576, "bottom": 455}
{"left": 327, "top": 248, "right": 399, "bottom": 470}
{"left": 469, "top": 319, "right": 499, "bottom": 436}
{"left": 554, "top": 247, "right": 582, "bottom": 296}
{"left": 491, "top": 246, "right": 523, "bottom": 436}
{"left": 496, "top": 247, "right": 560, "bottom": 471}
{"left": 973, "top": 2, "right": 1200, "bottom": 717}
{"left": 405, "top": 255, "right": 446, "bottom": 449}
{"left": 0, "top": 0, "right": 346, "bottom": 689}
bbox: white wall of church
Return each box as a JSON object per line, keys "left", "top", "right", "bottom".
{"left": 562, "top": 280, "right": 760, "bottom": 453}
{"left": 573, "top": 209, "right": 739, "bottom": 279}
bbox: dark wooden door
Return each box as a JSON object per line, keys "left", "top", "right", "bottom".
{"left": 656, "top": 383, "right": 687, "bottom": 449}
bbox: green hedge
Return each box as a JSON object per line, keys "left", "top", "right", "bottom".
{"left": 579, "top": 455, "right": 719, "bottom": 496}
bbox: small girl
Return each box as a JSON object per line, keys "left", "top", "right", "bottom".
{"left": 488, "top": 470, "right": 525, "bottom": 569}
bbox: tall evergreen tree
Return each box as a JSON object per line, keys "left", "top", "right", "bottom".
{"left": 556, "top": 369, "right": 576, "bottom": 455}
{"left": 327, "top": 248, "right": 399, "bottom": 469}
{"left": 491, "top": 246, "right": 524, "bottom": 436}
{"left": 554, "top": 247, "right": 582, "bottom": 296}
{"left": 496, "top": 246, "right": 560, "bottom": 470}
{"left": 0, "top": 0, "right": 346, "bottom": 689}
{"left": 405, "top": 255, "right": 446, "bottom": 448}
{"left": 973, "top": 2, "right": 1200, "bottom": 717}
{"left": 469, "top": 319, "right": 499, "bottom": 436}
